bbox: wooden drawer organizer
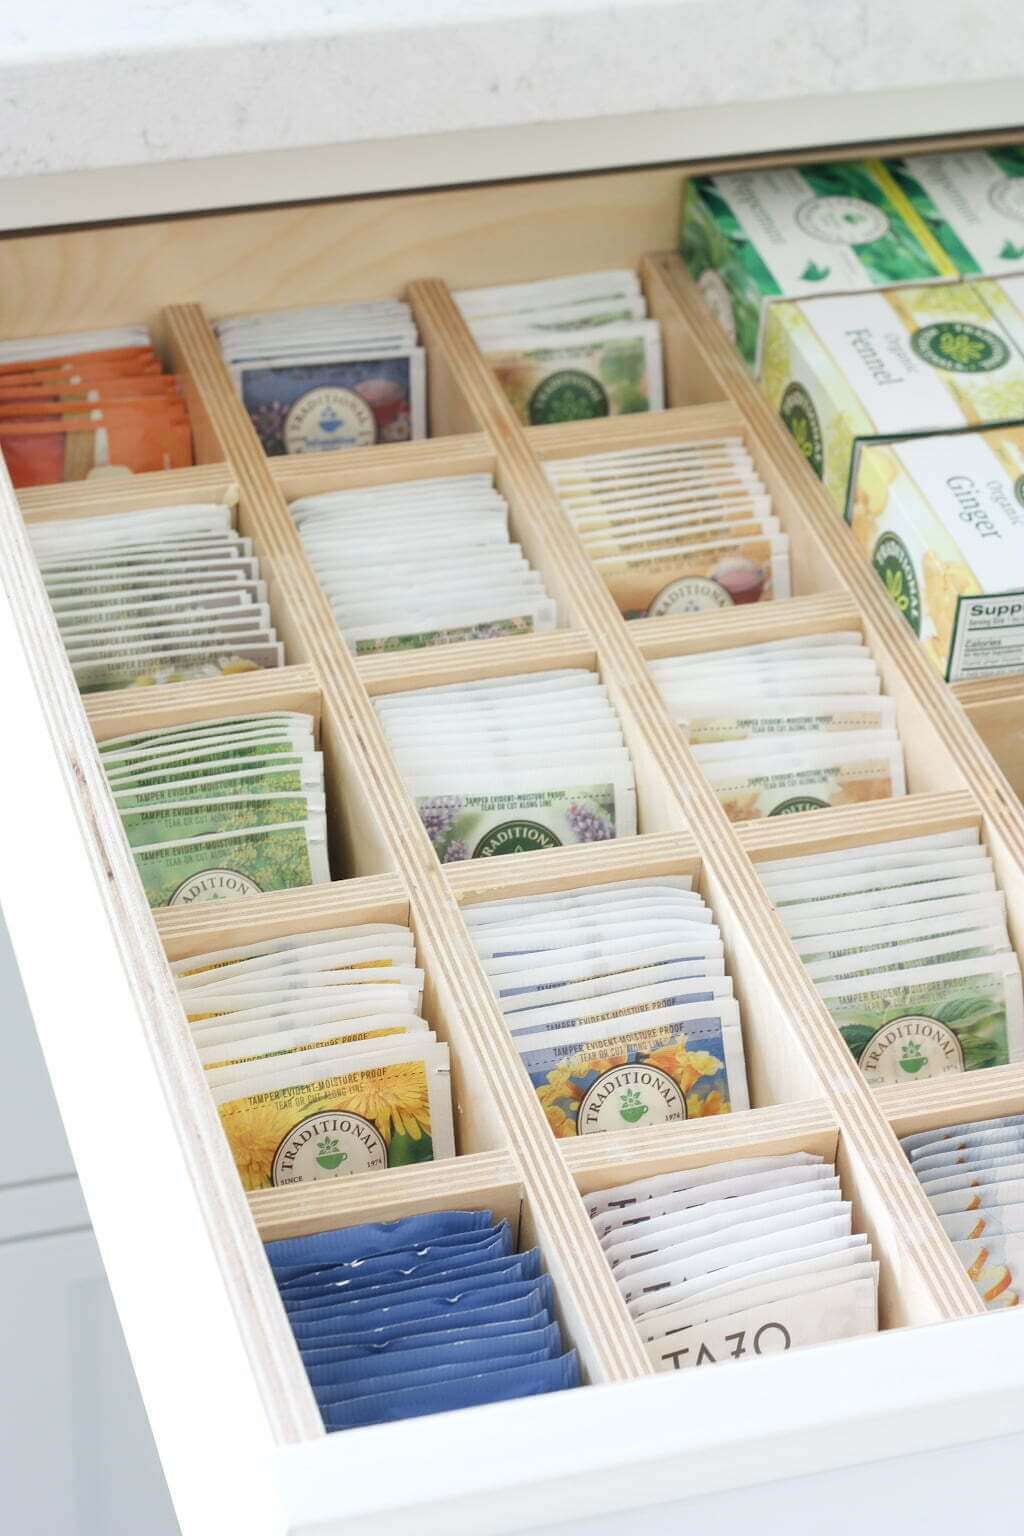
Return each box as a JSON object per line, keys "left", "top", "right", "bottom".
{"left": 3, "top": 135, "right": 1024, "bottom": 1532}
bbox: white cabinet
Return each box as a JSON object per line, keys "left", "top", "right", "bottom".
{"left": 0, "top": 901, "right": 73, "bottom": 1187}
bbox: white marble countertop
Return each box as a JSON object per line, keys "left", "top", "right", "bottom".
{"left": 2, "top": 0, "right": 1024, "bottom": 229}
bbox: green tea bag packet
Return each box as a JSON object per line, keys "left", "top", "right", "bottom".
{"left": 805, "top": 926, "right": 1011, "bottom": 981}
{"left": 784, "top": 893, "right": 1008, "bottom": 944}
{"left": 119, "top": 792, "right": 325, "bottom": 847}
{"left": 132, "top": 820, "right": 331, "bottom": 908}
{"left": 818, "top": 955, "right": 1024, "bottom": 1081}
{"left": 766, "top": 852, "right": 994, "bottom": 905}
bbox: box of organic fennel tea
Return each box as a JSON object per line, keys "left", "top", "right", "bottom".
{"left": 847, "top": 423, "right": 1024, "bottom": 681}
{"left": 679, "top": 159, "right": 959, "bottom": 371}
{"left": 887, "top": 148, "right": 1024, "bottom": 279}
{"left": 761, "top": 278, "right": 1024, "bottom": 511}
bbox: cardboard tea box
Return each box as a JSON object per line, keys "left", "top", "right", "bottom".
{"left": 761, "top": 278, "right": 1024, "bottom": 511}
{"left": 680, "top": 160, "right": 958, "bottom": 370}
{"left": 887, "top": 148, "right": 1024, "bottom": 279}
{"left": 847, "top": 423, "right": 1024, "bottom": 681}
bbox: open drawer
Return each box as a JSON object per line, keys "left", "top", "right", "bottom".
{"left": 3, "top": 130, "right": 1024, "bottom": 1536}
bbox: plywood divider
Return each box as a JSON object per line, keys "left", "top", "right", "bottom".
{"left": 407, "top": 275, "right": 985, "bottom": 1320}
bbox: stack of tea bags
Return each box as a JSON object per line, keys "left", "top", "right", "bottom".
{"left": 453, "top": 270, "right": 663, "bottom": 424}
{"left": 265, "top": 1211, "right": 578, "bottom": 1430}
{"left": 760, "top": 827, "right": 1024, "bottom": 1084}
{"left": 30, "top": 503, "right": 283, "bottom": 694}
{"left": 588, "top": 1152, "right": 878, "bottom": 1369}
{"left": 216, "top": 299, "right": 426, "bottom": 454}
{"left": 545, "top": 440, "right": 790, "bottom": 617}
{"left": 467, "top": 877, "right": 750, "bottom": 1134}
{"left": 99, "top": 712, "right": 330, "bottom": 907}
{"left": 649, "top": 632, "right": 906, "bottom": 821}
{"left": 0, "top": 324, "right": 192, "bottom": 486}
{"left": 374, "top": 669, "right": 637, "bottom": 861}
{"left": 172, "top": 922, "right": 454, "bottom": 1188}
{"left": 289, "top": 473, "right": 557, "bottom": 654}
{"left": 900, "top": 1115, "right": 1024, "bottom": 1309}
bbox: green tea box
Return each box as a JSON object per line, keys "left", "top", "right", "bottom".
{"left": 888, "top": 149, "right": 1024, "bottom": 278}
{"left": 680, "top": 160, "right": 958, "bottom": 370}
{"left": 848, "top": 423, "right": 1024, "bottom": 680}
{"left": 762, "top": 279, "right": 1024, "bottom": 510}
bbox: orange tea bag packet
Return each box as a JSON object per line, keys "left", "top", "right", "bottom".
{"left": 1, "top": 410, "right": 193, "bottom": 486}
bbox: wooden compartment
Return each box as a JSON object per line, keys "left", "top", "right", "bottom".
{"left": 2, "top": 132, "right": 1024, "bottom": 1536}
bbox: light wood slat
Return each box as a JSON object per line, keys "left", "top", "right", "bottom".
{"left": 162, "top": 300, "right": 655, "bottom": 1382}
{"left": 879, "top": 1066, "right": 1024, "bottom": 1139}
{"left": 17, "top": 464, "right": 238, "bottom": 520}
{"left": 955, "top": 676, "right": 1024, "bottom": 804}
{"left": 736, "top": 792, "right": 981, "bottom": 858}
{"left": 408, "top": 277, "right": 982, "bottom": 1322}
{"left": 356, "top": 629, "right": 597, "bottom": 692}
{"left": 84, "top": 663, "right": 323, "bottom": 740}
{"left": 156, "top": 872, "right": 410, "bottom": 957}
{"left": 631, "top": 592, "right": 862, "bottom": 658}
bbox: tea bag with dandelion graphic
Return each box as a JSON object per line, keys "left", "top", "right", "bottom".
{"left": 216, "top": 298, "right": 426, "bottom": 452}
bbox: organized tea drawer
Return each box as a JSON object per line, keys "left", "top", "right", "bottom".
{"left": 2, "top": 133, "right": 1024, "bottom": 1536}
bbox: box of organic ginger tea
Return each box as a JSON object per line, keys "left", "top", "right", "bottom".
{"left": 847, "top": 423, "right": 1024, "bottom": 681}
{"left": 761, "top": 279, "right": 1024, "bottom": 511}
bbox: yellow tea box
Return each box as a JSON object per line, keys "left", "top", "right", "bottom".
{"left": 680, "top": 161, "right": 957, "bottom": 371}
{"left": 848, "top": 424, "right": 1024, "bottom": 680}
{"left": 887, "top": 149, "right": 1024, "bottom": 279}
{"left": 762, "top": 280, "right": 1024, "bottom": 510}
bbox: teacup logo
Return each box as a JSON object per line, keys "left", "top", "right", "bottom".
{"left": 528, "top": 370, "right": 609, "bottom": 425}
{"left": 770, "top": 795, "right": 828, "bottom": 816}
{"left": 647, "top": 575, "right": 733, "bottom": 615}
{"left": 578, "top": 1064, "right": 686, "bottom": 1134}
{"left": 857, "top": 1015, "right": 965, "bottom": 1086}
{"left": 315, "top": 1135, "right": 346, "bottom": 1170}
{"left": 873, "top": 530, "right": 922, "bottom": 636}
{"left": 779, "top": 382, "right": 824, "bottom": 478}
{"left": 794, "top": 195, "right": 890, "bottom": 245}
{"left": 910, "top": 321, "right": 1010, "bottom": 373}
{"left": 899, "top": 1040, "right": 926, "bottom": 1075}
{"left": 272, "top": 1112, "right": 387, "bottom": 1183}
{"left": 618, "top": 1088, "right": 649, "bottom": 1124}
{"left": 284, "top": 386, "right": 377, "bottom": 452}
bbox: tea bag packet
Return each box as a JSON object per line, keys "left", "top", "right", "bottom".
{"left": 759, "top": 828, "right": 1024, "bottom": 1082}
{"left": 264, "top": 1210, "right": 578, "bottom": 1430}
{"left": 901, "top": 1114, "right": 1024, "bottom": 1308}
{"left": 99, "top": 711, "right": 330, "bottom": 907}
{"left": 374, "top": 669, "right": 637, "bottom": 862}
{"left": 289, "top": 473, "right": 558, "bottom": 654}
{"left": 215, "top": 298, "right": 426, "bottom": 453}
{"left": 466, "top": 876, "right": 750, "bottom": 1134}
{"left": 544, "top": 440, "right": 791, "bottom": 617}
{"left": 649, "top": 634, "right": 906, "bottom": 822}
{"left": 0, "top": 324, "right": 193, "bottom": 486}
{"left": 169, "top": 918, "right": 457, "bottom": 1188}
{"left": 452, "top": 270, "right": 663, "bottom": 423}
{"left": 28, "top": 502, "right": 282, "bottom": 694}
{"left": 589, "top": 1152, "right": 878, "bottom": 1369}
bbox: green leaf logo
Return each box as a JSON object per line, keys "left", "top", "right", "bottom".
{"left": 899, "top": 1040, "right": 927, "bottom": 1074}
{"left": 619, "top": 1088, "right": 649, "bottom": 1124}
{"left": 800, "top": 260, "right": 832, "bottom": 282}
{"left": 910, "top": 320, "right": 1010, "bottom": 374}
{"left": 999, "top": 240, "right": 1024, "bottom": 261}
{"left": 316, "top": 1135, "right": 347, "bottom": 1170}
{"left": 873, "top": 532, "right": 922, "bottom": 636}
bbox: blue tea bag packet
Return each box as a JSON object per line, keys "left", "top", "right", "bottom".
{"left": 265, "top": 1210, "right": 494, "bottom": 1275}
{"left": 298, "top": 1293, "right": 551, "bottom": 1359}
{"left": 274, "top": 1223, "right": 511, "bottom": 1290}
{"left": 290, "top": 1277, "right": 554, "bottom": 1343}
{"left": 283, "top": 1251, "right": 540, "bottom": 1315}
{"left": 278, "top": 1228, "right": 516, "bottom": 1301}
{"left": 300, "top": 1313, "right": 559, "bottom": 1369}
{"left": 303, "top": 1320, "right": 563, "bottom": 1389}
{"left": 315, "top": 1346, "right": 558, "bottom": 1407}
{"left": 320, "top": 1352, "right": 580, "bottom": 1431}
